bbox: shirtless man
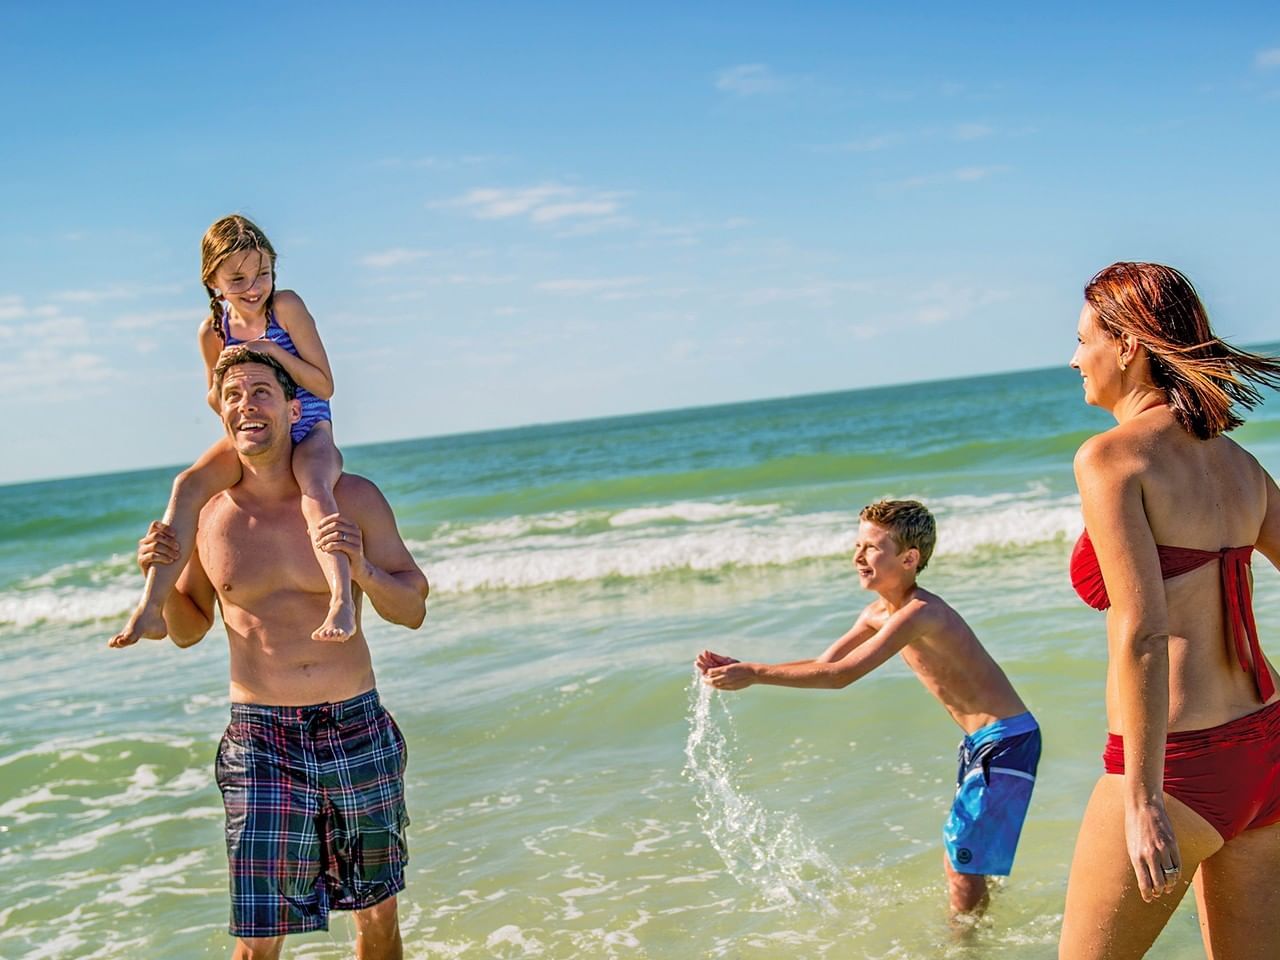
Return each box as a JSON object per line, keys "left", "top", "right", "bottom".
{"left": 113, "top": 347, "right": 429, "bottom": 960}
{"left": 696, "top": 499, "right": 1039, "bottom": 916}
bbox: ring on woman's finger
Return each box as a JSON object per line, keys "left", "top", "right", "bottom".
{"left": 1162, "top": 866, "right": 1179, "bottom": 875}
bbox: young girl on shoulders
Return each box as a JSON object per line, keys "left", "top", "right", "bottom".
{"left": 110, "top": 214, "right": 355, "bottom": 646}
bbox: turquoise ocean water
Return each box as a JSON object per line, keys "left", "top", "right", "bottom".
{"left": 3, "top": 358, "right": 1280, "bottom": 959}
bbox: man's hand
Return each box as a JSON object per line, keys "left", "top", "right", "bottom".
{"left": 315, "top": 513, "right": 368, "bottom": 581}
{"left": 137, "top": 521, "right": 180, "bottom": 574}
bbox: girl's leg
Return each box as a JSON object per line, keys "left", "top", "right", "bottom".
{"left": 292, "top": 423, "right": 355, "bottom": 641}
{"left": 1058, "top": 775, "right": 1223, "bottom": 960}
{"left": 1193, "top": 820, "right": 1280, "bottom": 959}
{"left": 110, "top": 438, "right": 241, "bottom": 647}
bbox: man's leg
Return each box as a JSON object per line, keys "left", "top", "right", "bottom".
{"left": 353, "top": 896, "right": 402, "bottom": 960}
{"left": 231, "top": 937, "right": 284, "bottom": 960}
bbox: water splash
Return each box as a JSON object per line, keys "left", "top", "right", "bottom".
{"left": 683, "top": 672, "right": 841, "bottom": 913}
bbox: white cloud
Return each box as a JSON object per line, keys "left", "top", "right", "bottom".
{"left": 715, "top": 63, "right": 789, "bottom": 95}
{"left": 893, "top": 165, "right": 1011, "bottom": 189}
{"left": 834, "top": 134, "right": 899, "bottom": 153}
{"left": 740, "top": 281, "right": 872, "bottom": 307}
{"left": 953, "top": 123, "right": 993, "bottom": 141}
{"left": 111, "top": 309, "right": 193, "bottom": 332}
{"left": 1256, "top": 48, "right": 1280, "bottom": 70}
{"left": 53, "top": 284, "right": 183, "bottom": 304}
{"left": 443, "top": 184, "right": 627, "bottom": 226}
{"left": 536, "top": 277, "right": 647, "bottom": 297}
{"left": 360, "top": 248, "right": 434, "bottom": 269}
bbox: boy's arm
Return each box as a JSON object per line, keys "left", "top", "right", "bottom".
{"left": 703, "top": 603, "right": 929, "bottom": 691}
{"left": 318, "top": 476, "right": 429, "bottom": 629}
{"left": 255, "top": 291, "right": 336, "bottom": 400}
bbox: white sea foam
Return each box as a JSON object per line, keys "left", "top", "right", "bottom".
{"left": 683, "top": 673, "right": 841, "bottom": 912}
{"left": 0, "top": 491, "right": 1083, "bottom": 620}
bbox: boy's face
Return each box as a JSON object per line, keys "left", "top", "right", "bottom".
{"left": 852, "top": 520, "right": 918, "bottom": 591}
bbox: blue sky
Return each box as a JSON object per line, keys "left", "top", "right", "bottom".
{"left": 2, "top": 3, "right": 1278, "bottom": 484}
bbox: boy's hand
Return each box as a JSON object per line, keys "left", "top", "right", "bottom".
{"left": 137, "top": 521, "right": 180, "bottom": 573}
{"left": 695, "top": 649, "right": 739, "bottom": 673}
{"left": 703, "top": 660, "right": 758, "bottom": 691}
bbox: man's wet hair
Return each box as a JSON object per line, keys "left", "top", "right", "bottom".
{"left": 213, "top": 346, "right": 298, "bottom": 400}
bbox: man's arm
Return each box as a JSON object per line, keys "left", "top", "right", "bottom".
{"left": 319, "top": 476, "right": 428, "bottom": 629}
{"left": 109, "top": 521, "right": 215, "bottom": 648}
{"left": 701, "top": 602, "right": 929, "bottom": 691}
{"left": 167, "top": 538, "right": 217, "bottom": 647}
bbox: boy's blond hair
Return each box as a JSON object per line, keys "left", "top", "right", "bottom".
{"left": 859, "top": 499, "right": 937, "bottom": 573}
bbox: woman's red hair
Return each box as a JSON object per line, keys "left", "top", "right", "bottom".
{"left": 1085, "top": 262, "right": 1280, "bottom": 439}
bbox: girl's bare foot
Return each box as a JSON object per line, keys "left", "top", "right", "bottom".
{"left": 109, "top": 604, "right": 168, "bottom": 647}
{"left": 312, "top": 601, "right": 356, "bottom": 642}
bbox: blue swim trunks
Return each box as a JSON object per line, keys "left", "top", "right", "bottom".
{"left": 943, "top": 712, "right": 1040, "bottom": 876}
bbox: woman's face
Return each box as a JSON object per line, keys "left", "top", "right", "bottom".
{"left": 1070, "top": 303, "right": 1122, "bottom": 408}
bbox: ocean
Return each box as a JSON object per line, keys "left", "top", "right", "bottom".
{"left": 3, "top": 359, "right": 1279, "bottom": 959}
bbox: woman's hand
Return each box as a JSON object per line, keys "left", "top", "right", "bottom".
{"left": 1125, "top": 798, "right": 1183, "bottom": 901}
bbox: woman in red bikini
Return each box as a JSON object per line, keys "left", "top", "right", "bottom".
{"left": 1059, "top": 262, "right": 1280, "bottom": 959}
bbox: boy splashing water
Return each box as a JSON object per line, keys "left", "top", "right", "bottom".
{"left": 111, "top": 214, "right": 355, "bottom": 646}
{"left": 696, "top": 500, "right": 1040, "bottom": 916}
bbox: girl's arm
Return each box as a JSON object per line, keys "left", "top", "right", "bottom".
{"left": 198, "top": 317, "right": 224, "bottom": 413}
{"left": 260, "top": 290, "right": 336, "bottom": 400}
{"left": 1073, "top": 433, "right": 1178, "bottom": 902}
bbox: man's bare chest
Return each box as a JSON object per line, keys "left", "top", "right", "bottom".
{"left": 199, "top": 499, "right": 327, "bottom": 601}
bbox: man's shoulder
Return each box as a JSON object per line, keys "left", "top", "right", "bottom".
{"left": 334, "top": 473, "right": 391, "bottom": 511}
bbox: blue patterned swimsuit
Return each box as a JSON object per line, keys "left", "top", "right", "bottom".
{"left": 223, "top": 307, "right": 332, "bottom": 444}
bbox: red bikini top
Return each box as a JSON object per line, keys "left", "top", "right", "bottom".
{"left": 1070, "top": 529, "right": 1274, "bottom": 702}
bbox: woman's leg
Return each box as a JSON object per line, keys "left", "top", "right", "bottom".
{"left": 110, "top": 437, "right": 241, "bottom": 647}
{"left": 1059, "top": 774, "right": 1223, "bottom": 960}
{"left": 1194, "top": 820, "right": 1280, "bottom": 959}
{"left": 291, "top": 423, "right": 354, "bottom": 641}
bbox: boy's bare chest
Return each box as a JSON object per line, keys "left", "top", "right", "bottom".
{"left": 199, "top": 499, "right": 326, "bottom": 601}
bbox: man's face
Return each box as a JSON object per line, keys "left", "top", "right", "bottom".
{"left": 218, "top": 362, "right": 300, "bottom": 456}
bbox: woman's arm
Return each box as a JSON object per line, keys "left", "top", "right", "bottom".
{"left": 1256, "top": 470, "right": 1280, "bottom": 572}
{"left": 262, "top": 290, "right": 336, "bottom": 400}
{"left": 1074, "top": 433, "right": 1180, "bottom": 901}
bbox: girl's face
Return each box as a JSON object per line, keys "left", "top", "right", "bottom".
{"left": 212, "top": 249, "right": 274, "bottom": 311}
{"left": 1070, "top": 303, "right": 1123, "bottom": 408}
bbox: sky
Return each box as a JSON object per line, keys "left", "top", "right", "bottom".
{"left": 2, "top": 2, "right": 1278, "bottom": 485}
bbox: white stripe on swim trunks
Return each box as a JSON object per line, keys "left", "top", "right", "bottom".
{"left": 963, "top": 766, "right": 1036, "bottom": 783}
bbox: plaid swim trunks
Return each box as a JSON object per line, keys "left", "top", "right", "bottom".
{"left": 214, "top": 689, "right": 409, "bottom": 937}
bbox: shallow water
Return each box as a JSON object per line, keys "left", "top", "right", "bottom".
{"left": 3, "top": 360, "right": 1278, "bottom": 958}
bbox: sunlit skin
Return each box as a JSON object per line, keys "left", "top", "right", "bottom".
{"left": 110, "top": 240, "right": 353, "bottom": 648}
{"left": 129, "top": 358, "right": 427, "bottom": 960}
{"left": 1059, "top": 293, "right": 1280, "bottom": 960}
{"left": 695, "top": 517, "right": 1029, "bottom": 916}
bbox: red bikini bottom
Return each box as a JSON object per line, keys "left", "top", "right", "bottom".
{"left": 1103, "top": 700, "right": 1280, "bottom": 842}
